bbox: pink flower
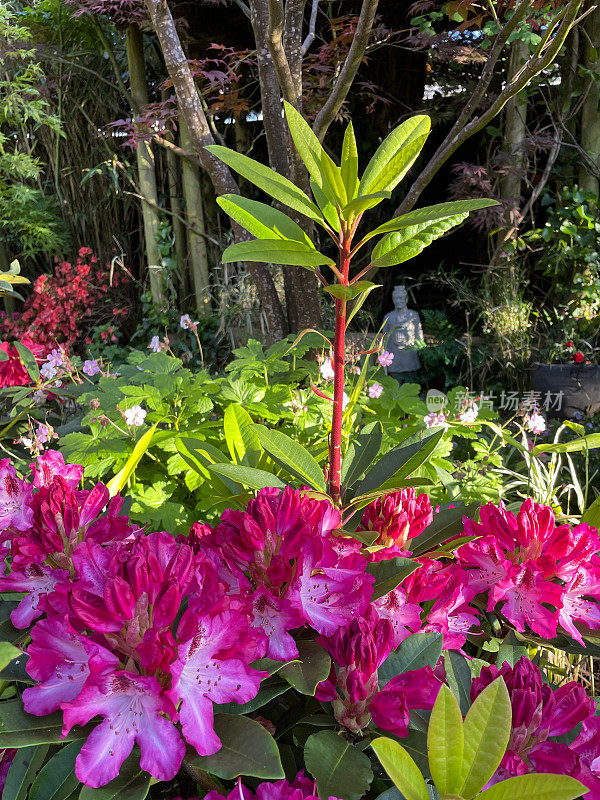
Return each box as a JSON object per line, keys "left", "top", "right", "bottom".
{"left": 30, "top": 450, "right": 83, "bottom": 489}
{"left": 368, "top": 382, "right": 383, "bottom": 399}
{"left": 378, "top": 350, "right": 394, "bottom": 368}
{"left": 204, "top": 773, "right": 340, "bottom": 800}
{"left": 0, "top": 562, "right": 69, "bottom": 628}
{"left": 370, "top": 665, "right": 444, "bottom": 737}
{"left": 62, "top": 672, "right": 185, "bottom": 787}
{"left": 373, "top": 587, "right": 422, "bottom": 648}
{"left": 423, "top": 411, "right": 446, "bottom": 429}
{"left": 0, "top": 460, "right": 33, "bottom": 532}
{"left": 358, "top": 489, "right": 433, "bottom": 560}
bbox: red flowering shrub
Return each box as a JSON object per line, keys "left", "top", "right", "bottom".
{"left": 2, "top": 248, "right": 130, "bottom": 350}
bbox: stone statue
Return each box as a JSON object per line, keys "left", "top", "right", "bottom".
{"left": 382, "top": 285, "right": 423, "bottom": 373}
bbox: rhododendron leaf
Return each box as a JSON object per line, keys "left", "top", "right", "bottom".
{"left": 179, "top": 438, "right": 242, "bottom": 496}
{"left": 311, "top": 178, "right": 341, "bottom": 231}
{"left": 206, "top": 145, "right": 324, "bottom": 223}
{"left": 305, "top": 730, "right": 373, "bottom": 800}
{"left": 216, "top": 195, "right": 313, "bottom": 245}
{"left": 223, "top": 403, "right": 261, "bottom": 466}
{"left": 356, "top": 429, "right": 443, "bottom": 496}
{"left": 371, "top": 214, "right": 469, "bottom": 269}
{"left": 28, "top": 741, "right": 83, "bottom": 800}
{"left": 216, "top": 678, "right": 290, "bottom": 715}
{"left": 14, "top": 342, "right": 39, "bottom": 383}
{"left": 341, "top": 121, "right": 359, "bottom": 200}
{"left": 428, "top": 685, "right": 464, "bottom": 796}
{"left": 582, "top": 493, "right": 600, "bottom": 528}
{"left": 0, "top": 701, "right": 91, "bottom": 748}
{"left": 0, "top": 653, "right": 31, "bottom": 684}
{"left": 359, "top": 116, "right": 430, "bottom": 196}
{"left": 379, "top": 633, "right": 443, "bottom": 686}
{"left": 410, "top": 502, "right": 479, "bottom": 557}
{"left": 324, "top": 281, "right": 379, "bottom": 301}
{"left": 185, "top": 713, "right": 284, "bottom": 780}
{"left": 3, "top": 744, "right": 49, "bottom": 800}
{"left": 371, "top": 737, "right": 428, "bottom": 800}
{"left": 106, "top": 423, "right": 158, "bottom": 497}
{"left": 496, "top": 631, "right": 528, "bottom": 667}
{"left": 444, "top": 651, "right": 472, "bottom": 715}
{"left": 368, "top": 557, "right": 419, "bottom": 601}
{"left": 279, "top": 640, "right": 331, "bottom": 695}
{"left": 342, "top": 192, "right": 391, "bottom": 221}
{"left": 459, "top": 678, "right": 511, "bottom": 799}
{"left": 78, "top": 749, "right": 150, "bottom": 800}
{"left": 379, "top": 429, "right": 445, "bottom": 491}
{"left": 0, "top": 641, "right": 21, "bottom": 670}
{"left": 222, "top": 239, "right": 334, "bottom": 269}
{"left": 477, "top": 773, "right": 586, "bottom": 800}
{"left": 254, "top": 425, "right": 326, "bottom": 491}
{"left": 208, "top": 463, "right": 286, "bottom": 490}
{"left": 252, "top": 657, "right": 300, "bottom": 676}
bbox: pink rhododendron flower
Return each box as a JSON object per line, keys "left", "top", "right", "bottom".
{"left": 0, "top": 459, "right": 33, "bottom": 532}
{"left": 370, "top": 665, "right": 444, "bottom": 737}
{"left": 373, "top": 587, "right": 422, "bottom": 648}
{"left": 358, "top": 488, "right": 433, "bottom": 560}
{"left": 30, "top": 449, "right": 83, "bottom": 489}
{"left": 0, "top": 562, "right": 69, "bottom": 628}
{"left": 204, "top": 772, "right": 340, "bottom": 800}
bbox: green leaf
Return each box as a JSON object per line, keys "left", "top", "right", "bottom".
{"left": 3, "top": 745, "right": 49, "bottom": 800}
{"left": 359, "top": 116, "right": 430, "bottom": 196}
{"left": 477, "top": 773, "right": 586, "bottom": 800}
{"left": 222, "top": 239, "right": 334, "bottom": 269}
{"left": 532, "top": 433, "right": 600, "bottom": 455}
{"left": 371, "top": 737, "right": 428, "bottom": 800}
{"left": 305, "top": 731, "right": 373, "bottom": 800}
{"left": 28, "top": 741, "right": 83, "bottom": 800}
{"left": 411, "top": 503, "right": 478, "bottom": 557}
{"left": 279, "top": 640, "right": 331, "bottom": 695}
{"left": 185, "top": 713, "right": 284, "bottom": 780}
{"left": 106, "top": 423, "right": 158, "bottom": 497}
{"left": 223, "top": 403, "right": 261, "bottom": 464}
{"left": 583, "top": 494, "right": 600, "bottom": 528}
{"left": 255, "top": 425, "right": 325, "bottom": 491}
{"left": 361, "top": 199, "right": 499, "bottom": 245}
{"left": 356, "top": 430, "right": 443, "bottom": 496}
{"left": 324, "top": 281, "right": 379, "bottom": 301}
{"left": 379, "top": 632, "right": 443, "bottom": 686}
{"left": 14, "top": 342, "right": 39, "bottom": 383}
{"left": 459, "top": 678, "right": 511, "bottom": 799}
{"left": 79, "top": 750, "right": 151, "bottom": 800}
{"left": 208, "top": 463, "right": 286, "bottom": 490}
{"left": 346, "top": 282, "right": 381, "bottom": 328}
{"left": 428, "top": 684, "right": 464, "bottom": 796}
{"left": 0, "top": 641, "right": 21, "bottom": 670}
{"left": 367, "top": 557, "right": 419, "bottom": 601}
{"left": 342, "top": 191, "right": 391, "bottom": 221}
{"left": 207, "top": 145, "right": 323, "bottom": 222}
{"left": 444, "top": 650, "right": 472, "bottom": 715}
{"left": 217, "top": 195, "right": 312, "bottom": 245}
{"left": 341, "top": 421, "right": 383, "bottom": 491}
{"left": 341, "top": 121, "right": 359, "bottom": 200}
{"left": 0, "top": 701, "right": 91, "bottom": 748}
{"left": 371, "top": 214, "right": 469, "bottom": 268}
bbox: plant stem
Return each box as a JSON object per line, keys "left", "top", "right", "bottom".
{"left": 329, "top": 237, "right": 351, "bottom": 504}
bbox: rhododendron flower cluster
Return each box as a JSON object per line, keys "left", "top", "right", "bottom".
{"left": 358, "top": 488, "right": 433, "bottom": 561}
{"left": 473, "top": 658, "right": 600, "bottom": 798}
{"left": 204, "top": 772, "right": 341, "bottom": 800}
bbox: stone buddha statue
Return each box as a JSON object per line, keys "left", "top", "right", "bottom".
{"left": 382, "top": 285, "right": 423, "bottom": 373}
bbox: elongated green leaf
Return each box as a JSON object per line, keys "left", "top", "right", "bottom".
{"left": 185, "top": 714, "right": 284, "bottom": 779}
{"left": 79, "top": 750, "right": 150, "bottom": 800}
{"left": 305, "top": 731, "right": 373, "bottom": 800}
{"left": 0, "top": 641, "right": 21, "bottom": 670}
{"left": 106, "top": 422, "right": 158, "bottom": 497}
{"left": 208, "top": 463, "right": 286, "bottom": 490}
{"left": 311, "top": 178, "right": 340, "bottom": 230}
{"left": 582, "top": 494, "right": 600, "bottom": 528}
{"left": 324, "top": 281, "right": 379, "bottom": 301}
{"left": 341, "top": 421, "right": 383, "bottom": 491}
{"left": 360, "top": 199, "right": 499, "bottom": 244}
{"left": 359, "top": 116, "right": 431, "bottom": 196}
{"left": 367, "top": 557, "right": 419, "bottom": 601}
{"left": 532, "top": 433, "right": 600, "bottom": 455}
{"left": 356, "top": 430, "right": 443, "bottom": 496}
{"left": 342, "top": 191, "right": 391, "bottom": 221}
{"left": 411, "top": 503, "right": 478, "bottom": 557}
{"left": 346, "top": 282, "right": 381, "bottom": 328}
{"left": 477, "top": 773, "right": 586, "bottom": 800}
{"left": 3, "top": 745, "right": 49, "bottom": 800}
{"left": 222, "top": 239, "right": 333, "bottom": 269}
{"left": 224, "top": 403, "right": 261, "bottom": 464}
{"left": 206, "top": 145, "right": 323, "bottom": 222}
{"left": 371, "top": 214, "right": 469, "bottom": 268}
{"left": 459, "top": 678, "right": 512, "bottom": 799}
{"left": 217, "top": 678, "right": 290, "bottom": 715}
{"left": 29, "top": 741, "right": 83, "bottom": 800}
{"left": 379, "top": 632, "right": 443, "bottom": 686}
{"left": 341, "top": 121, "right": 359, "bottom": 200}
{"left": 0, "top": 701, "right": 91, "bottom": 748}
{"left": 217, "top": 195, "right": 312, "bottom": 244}
{"left": 379, "top": 429, "right": 445, "bottom": 491}
{"left": 255, "top": 425, "right": 325, "bottom": 491}
{"left": 179, "top": 437, "right": 243, "bottom": 496}
{"left": 371, "top": 737, "right": 428, "bottom": 800}
{"left": 14, "top": 342, "right": 39, "bottom": 383}
{"left": 279, "top": 640, "right": 331, "bottom": 695}
{"left": 428, "top": 685, "right": 464, "bottom": 796}
{"left": 444, "top": 650, "right": 472, "bottom": 715}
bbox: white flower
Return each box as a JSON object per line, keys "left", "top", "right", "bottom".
{"left": 180, "top": 314, "right": 197, "bottom": 331}
{"left": 148, "top": 336, "right": 161, "bottom": 352}
{"left": 18, "top": 437, "right": 33, "bottom": 452}
{"left": 525, "top": 410, "right": 546, "bottom": 435}
{"left": 32, "top": 390, "right": 47, "bottom": 405}
{"left": 123, "top": 405, "right": 147, "bottom": 427}
{"left": 459, "top": 403, "right": 479, "bottom": 424}
{"left": 342, "top": 392, "right": 350, "bottom": 410}
{"left": 319, "top": 355, "right": 335, "bottom": 381}
{"left": 40, "top": 362, "right": 57, "bottom": 380}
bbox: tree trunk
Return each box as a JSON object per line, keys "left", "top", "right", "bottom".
{"left": 126, "top": 24, "right": 164, "bottom": 306}
{"left": 579, "top": 4, "right": 600, "bottom": 198}
{"left": 180, "top": 120, "right": 211, "bottom": 316}
{"left": 500, "top": 38, "right": 529, "bottom": 203}
{"left": 143, "top": 0, "right": 287, "bottom": 341}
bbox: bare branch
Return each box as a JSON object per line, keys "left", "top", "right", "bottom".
{"left": 312, "top": 0, "right": 379, "bottom": 142}
{"left": 232, "top": 0, "right": 251, "bottom": 18}
{"left": 267, "top": 0, "right": 297, "bottom": 104}
{"left": 153, "top": 135, "right": 201, "bottom": 167}
{"left": 301, "top": 0, "right": 319, "bottom": 55}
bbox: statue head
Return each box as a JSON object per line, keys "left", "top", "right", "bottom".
{"left": 393, "top": 285, "right": 407, "bottom": 309}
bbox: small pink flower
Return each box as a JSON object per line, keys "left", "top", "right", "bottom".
{"left": 368, "top": 382, "right": 383, "bottom": 399}
{"left": 378, "top": 350, "right": 394, "bottom": 368}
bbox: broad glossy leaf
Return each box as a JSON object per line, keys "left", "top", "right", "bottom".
{"left": 255, "top": 425, "right": 325, "bottom": 491}
{"left": 346, "top": 282, "right": 381, "bottom": 328}
{"left": 379, "top": 429, "right": 445, "bottom": 491}
{"left": 206, "top": 145, "right": 323, "bottom": 222}
{"left": 223, "top": 403, "right": 261, "bottom": 465}
{"left": 186, "top": 713, "right": 284, "bottom": 779}
{"left": 356, "top": 430, "right": 443, "bottom": 496}
{"left": 477, "top": 774, "right": 586, "bottom": 800}
{"left": 3, "top": 745, "right": 49, "bottom": 800}
{"left": 341, "top": 122, "right": 359, "bottom": 200}
{"left": 279, "top": 640, "right": 331, "bottom": 695}
{"left": 410, "top": 503, "right": 478, "bottom": 557}
{"left": 367, "top": 557, "right": 419, "bottom": 601}
{"left": 0, "top": 642, "right": 21, "bottom": 670}
{"left": 311, "top": 178, "right": 340, "bottom": 230}
{"left": 216, "top": 678, "right": 289, "bottom": 715}
{"left": 459, "top": 678, "right": 511, "bottom": 798}
{"left": 0, "top": 701, "right": 91, "bottom": 748}
{"left": 371, "top": 737, "right": 428, "bottom": 800}
{"left": 29, "top": 741, "right": 83, "bottom": 800}
{"left": 305, "top": 731, "right": 373, "bottom": 800}
{"left": 359, "top": 116, "right": 431, "bottom": 196}
{"left": 106, "top": 423, "right": 158, "bottom": 497}
{"left": 361, "top": 199, "right": 499, "bottom": 244}
{"left": 342, "top": 191, "right": 391, "bottom": 221}
{"left": 583, "top": 494, "right": 600, "bottom": 528}
{"left": 428, "top": 685, "right": 464, "bottom": 795}
{"left": 208, "top": 463, "right": 286, "bottom": 490}
{"left": 371, "top": 214, "right": 469, "bottom": 268}
{"left": 14, "top": 342, "right": 39, "bottom": 383}
{"left": 324, "top": 281, "right": 379, "bottom": 301}
{"left": 341, "top": 421, "right": 383, "bottom": 491}
{"left": 444, "top": 650, "right": 472, "bottom": 715}
{"left": 79, "top": 749, "right": 150, "bottom": 800}
{"left": 217, "top": 195, "right": 312, "bottom": 245}
{"left": 379, "top": 633, "right": 443, "bottom": 686}
{"left": 222, "top": 239, "right": 333, "bottom": 269}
